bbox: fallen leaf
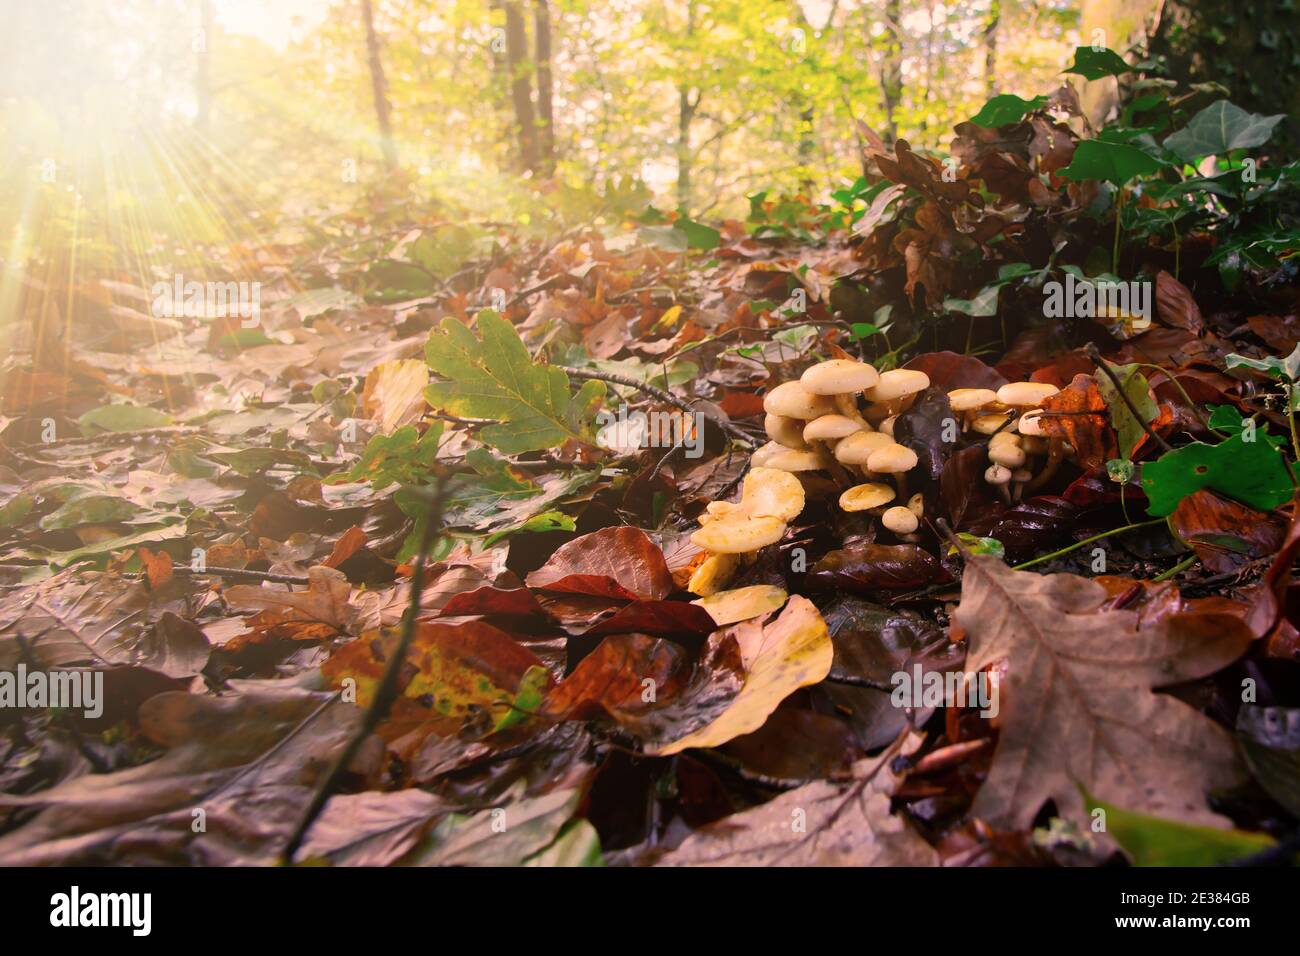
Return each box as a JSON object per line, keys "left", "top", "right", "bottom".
{"left": 955, "top": 555, "right": 1251, "bottom": 829}
{"left": 525, "top": 526, "right": 673, "bottom": 601}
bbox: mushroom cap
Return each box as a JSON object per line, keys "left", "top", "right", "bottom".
{"left": 947, "top": 388, "right": 998, "bottom": 412}
{"left": 989, "top": 431, "right": 1021, "bottom": 448}
{"left": 766, "top": 448, "right": 826, "bottom": 472}
{"left": 1016, "top": 410, "right": 1047, "bottom": 437}
{"left": 763, "top": 381, "right": 837, "bottom": 419}
{"left": 691, "top": 514, "right": 786, "bottom": 554}
{"left": 1021, "top": 435, "right": 1050, "bottom": 455}
{"left": 988, "top": 442, "right": 1027, "bottom": 468}
{"left": 750, "top": 440, "right": 785, "bottom": 468}
{"left": 984, "top": 463, "right": 1012, "bottom": 484}
{"left": 687, "top": 552, "right": 741, "bottom": 597}
{"left": 838, "top": 482, "right": 896, "bottom": 512}
{"left": 803, "top": 414, "right": 862, "bottom": 442}
{"left": 907, "top": 492, "right": 925, "bottom": 517}
{"left": 882, "top": 505, "right": 919, "bottom": 534}
{"left": 801, "top": 359, "right": 879, "bottom": 395}
{"left": 765, "top": 413, "right": 809, "bottom": 450}
{"left": 996, "top": 381, "right": 1060, "bottom": 407}
{"left": 972, "top": 412, "right": 1015, "bottom": 435}
{"left": 866, "top": 368, "right": 930, "bottom": 403}
{"left": 1012, "top": 468, "right": 1034, "bottom": 482}
{"left": 834, "top": 430, "right": 894, "bottom": 465}
{"left": 878, "top": 415, "right": 898, "bottom": 437}
{"left": 867, "top": 442, "right": 919, "bottom": 474}
{"left": 740, "top": 466, "right": 806, "bottom": 521}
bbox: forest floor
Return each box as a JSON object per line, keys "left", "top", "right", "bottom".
{"left": 1, "top": 77, "right": 1299, "bottom": 867}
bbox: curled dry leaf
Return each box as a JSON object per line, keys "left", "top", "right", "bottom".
{"left": 648, "top": 596, "right": 832, "bottom": 756}
{"left": 955, "top": 555, "right": 1253, "bottom": 830}
{"left": 525, "top": 526, "right": 673, "bottom": 602}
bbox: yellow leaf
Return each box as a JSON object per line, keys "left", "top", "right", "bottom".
{"left": 692, "top": 584, "right": 787, "bottom": 626}
{"left": 362, "top": 359, "right": 430, "bottom": 434}
{"left": 650, "top": 595, "right": 831, "bottom": 755}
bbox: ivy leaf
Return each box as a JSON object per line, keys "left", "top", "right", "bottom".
{"left": 1059, "top": 139, "right": 1167, "bottom": 185}
{"left": 1164, "top": 100, "right": 1285, "bottom": 163}
{"left": 968, "top": 93, "right": 1047, "bottom": 128}
{"left": 1062, "top": 46, "right": 1133, "bottom": 81}
{"left": 1094, "top": 362, "right": 1158, "bottom": 458}
{"left": 424, "top": 311, "right": 605, "bottom": 454}
{"left": 1084, "top": 795, "right": 1274, "bottom": 866}
{"left": 1139, "top": 435, "right": 1295, "bottom": 516}
{"left": 1225, "top": 345, "right": 1300, "bottom": 381}
{"left": 943, "top": 283, "right": 1001, "bottom": 317}
{"left": 1207, "top": 404, "right": 1284, "bottom": 449}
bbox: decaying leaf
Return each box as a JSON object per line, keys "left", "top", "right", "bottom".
{"left": 649, "top": 596, "right": 832, "bottom": 756}
{"left": 657, "top": 733, "right": 937, "bottom": 866}
{"left": 955, "top": 555, "right": 1252, "bottom": 830}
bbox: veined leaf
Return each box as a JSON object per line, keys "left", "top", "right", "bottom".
{"left": 1060, "top": 139, "right": 1167, "bottom": 184}
{"left": 1164, "top": 100, "right": 1285, "bottom": 163}
{"left": 424, "top": 311, "right": 605, "bottom": 454}
{"left": 1140, "top": 435, "right": 1294, "bottom": 516}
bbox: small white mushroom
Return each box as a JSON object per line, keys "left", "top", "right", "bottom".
{"left": 947, "top": 388, "right": 998, "bottom": 430}
{"left": 763, "top": 381, "right": 837, "bottom": 420}
{"left": 878, "top": 414, "right": 898, "bottom": 437}
{"left": 838, "top": 481, "right": 896, "bottom": 512}
{"left": 1018, "top": 409, "right": 1065, "bottom": 492}
{"left": 867, "top": 442, "right": 919, "bottom": 500}
{"left": 882, "top": 505, "right": 920, "bottom": 535}
{"left": 865, "top": 368, "right": 930, "bottom": 417}
{"left": 766, "top": 448, "right": 828, "bottom": 473}
{"left": 801, "top": 359, "right": 879, "bottom": 428}
{"left": 834, "top": 430, "right": 895, "bottom": 479}
{"left": 802, "top": 415, "right": 861, "bottom": 485}
{"left": 765, "top": 412, "right": 809, "bottom": 450}
{"left": 984, "top": 462, "right": 1013, "bottom": 504}
{"left": 750, "top": 440, "right": 785, "bottom": 468}
{"left": 738, "top": 466, "right": 806, "bottom": 521}
{"left": 691, "top": 514, "right": 787, "bottom": 554}
{"left": 907, "top": 492, "right": 924, "bottom": 518}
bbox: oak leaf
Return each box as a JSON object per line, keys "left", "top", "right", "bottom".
{"left": 955, "top": 556, "right": 1251, "bottom": 829}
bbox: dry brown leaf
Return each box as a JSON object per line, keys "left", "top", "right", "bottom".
{"left": 657, "top": 732, "right": 937, "bottom": 866}
{"left": 224, "top": 565, "right": 357, "bottom": 633}
{"left": 955, "top": 555, "right": 1252, "bottom": 830}
{"left": 362, "top": 358, "right": 429, "bottom": 433}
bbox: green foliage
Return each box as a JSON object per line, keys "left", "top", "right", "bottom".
{"left": 1060, "top": 140, "right": 1167, "bottom": 185}
{"left": 1140, "top": 435, "right": 1294, "bottom": 516}
{"left": 1095, "top": 363, "right": 1158, "bottom": 459}
{"left": 325, "top": 424, "right": 444, "bottom": 488}
{"left": 968, "top": 94, "right": 1047, "bottom": 128}
{"left": 1085, "top": 796, "right": 1274, "bottom": 866}
{"left": 424, "top": 311, "right": 606, "bottom": 455}
{"left": 1164, "top": 101, "right": 1286, "bottom": 163}
{"left": 1062, "top": 46, "right": 1133, "bottom": 81}
{"left": 78, "top": 404, "right": 172, "bottom": 436}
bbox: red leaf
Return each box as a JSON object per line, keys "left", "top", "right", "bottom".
{"left": 525, "top": 527, "right": 673, "bottom": 601}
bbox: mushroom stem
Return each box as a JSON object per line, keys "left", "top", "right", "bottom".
{"left": 1025, "top": 440, "right": 1064, "bottom": 492}
{"left": 833, "top": 393, "right": 871, "bottom": 429}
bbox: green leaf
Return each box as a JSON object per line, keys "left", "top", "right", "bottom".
{"left": 1062, "top": 46, "right": 1133, "bottom": 81}
{"left": 1164, "top": 100, "right": 1285, "bottom": 163}
{"left": 1105, "top": 458, "right": 1136, "bottom": 484}
{"left": 948, "top": 533, "right": 1004, "bottom": 559}
{"left": 1207, "top": 404, "right": 1285, "bottom": 448}
{"left": 1059, "top": 140, "right": 1167, "bottom": 185}
{"left": 1085, "top": 795, "right": 1274, "bottom": 866}
{"left": 326, "top": 424, "right": 443, "bottom": 487}
{"left": 1140, "top": 434, "right": 1295, "bottom": 516}
{"left": 493, "top": 664, "right": 551, "bottom": 734}
{"left": 1095, "top": 363, "right": 1158, "bottom": 459}
{"left": 78, "top": 404, "right": 172, "bottom": 436}
{"left": 944, "top": 283, "right": 1001, "bottom": 317}
{"left": 39, "top": 493, "right": 143, "bottom": 531}
{"left": 424, "top": 312, "right": 605, "bottom": 454}
{"left": 1225, "top": 345, "right": 1300, "bottom": 381}
{"left": 524, "top": 819, "right": 604, "bottom": 867}
{"left": 969, "top": 94, "right": 1047, "bottom": 128}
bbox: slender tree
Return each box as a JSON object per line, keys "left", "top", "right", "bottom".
{"left": 360, "top": 0, "right": 398, "bottom": 170}
{"left": 879, "top": 0, "right": 903, "bottom": 144}
{"left": 983, "top": 0, "right": 1000, "bottom": 96}
{"left": 504, "top": 0, "right": 540, "bottom": 174}
{"left": 534, "top": 0, "right": 555, "bottom": 175}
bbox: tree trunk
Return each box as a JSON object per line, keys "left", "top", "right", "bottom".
{"left": 360, "top": 0, "right": 398, "bottom": 171}
{"left": 879, "top": 0, "right": 903, "bottom": 144}
{"left": 504, "top": 1, "right": 539, "bottom": 174}
{"left": 983, "top": 0, "right": 1000, "bottom": 96}
{"left": 674, "top": 0, "right": 698, "bottom": 211}
{"left": 533, "top": 1, "right": 555, "bottom": 175}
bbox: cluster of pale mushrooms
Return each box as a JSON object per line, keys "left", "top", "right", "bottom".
{"left": 686, "top": 359, "right": 1066, "bottom": 596}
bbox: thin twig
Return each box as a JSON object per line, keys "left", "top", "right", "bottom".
{"left": 128, "top": 566, "right": 311, "bottom": 586}
{"left": 279, "top": 476, "right": 447, "bottom": 865}
{"left": 558, "top": 365, "right": 756, "bottom": 449}
{"left": 1085, "top": 342, "right": 1173, "bottom": 453}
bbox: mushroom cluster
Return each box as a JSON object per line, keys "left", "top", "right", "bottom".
{"left": 750, "top": 359, "right": 1066, "bottom": 529}
{"left": 688, "top": 466, "right": 805, "bottom": 596}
